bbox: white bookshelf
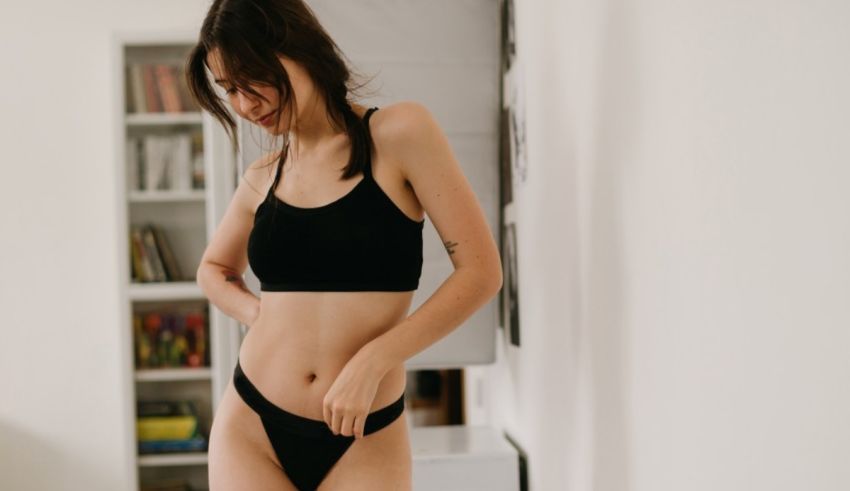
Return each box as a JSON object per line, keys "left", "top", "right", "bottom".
{"left": 113, "top": 29, "right": 240, "bottom": 491}
{"left": 138, "top": 453, "right": 210, "bottom": 467}
{"left": 135, "top": 368, "right": 213, "bottom": 383}
{"left": 128, "top": 189, "right": 206, "bottom": 203}
{"left": 127, "top": 282, "right": 204, "bottom": 302}
{"left": 126, "top": 112, "right": 205, "bottom": 126}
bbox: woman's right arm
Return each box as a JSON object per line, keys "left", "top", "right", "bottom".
{"left": 195, "top": 153, "right": 276, "bottom": 327}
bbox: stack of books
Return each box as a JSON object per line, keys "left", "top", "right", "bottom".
{"left": 126, "top": 62, "right": 200, "bottom": 114}
{"left": 130, "top": 223, "right": 185, "bottom": 283}
{"left": 126, "top": 131, "right": 205, "bottom": 192}
{"left": 137, "top": 399, "right": 208, "bottom": 454}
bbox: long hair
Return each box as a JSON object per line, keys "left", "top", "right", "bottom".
{"left": 185, "top": 0, "right": 378, "bottom": 210}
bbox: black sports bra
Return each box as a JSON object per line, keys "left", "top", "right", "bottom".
{"left": 247, "top": 107, "right": 425, "bottom": 292}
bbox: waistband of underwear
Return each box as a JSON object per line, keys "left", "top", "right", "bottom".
{"left": 232, "top": 357, "right": 406, "bottom": 438}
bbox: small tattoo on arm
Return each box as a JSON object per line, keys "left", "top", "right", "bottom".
{"left": 444, "top": 240, "right": 458, "bottom": 255}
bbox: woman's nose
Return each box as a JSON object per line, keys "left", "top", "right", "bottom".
{"left": 237, "top": 91, "right": 258, "bottom": 115}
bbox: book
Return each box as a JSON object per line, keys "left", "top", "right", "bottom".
{"left": 138, "top": 436, "right": 207, "bottom": 454}
{"left": 138, "top": 399, "right": 199, "bottom": 418}
{"left": 151, "top": 224, "right": 183, "bottom": 281}
{"left": 131, "top": 227, "right": 155, "bottom": 281}
{"left": 155, "top": 64, "right": 183, "bottom": 113}
{"left": 128, "top": 61, "right": 199, "bottom": 114}
{"left": 137, "top": 400, "right": 208, "bottom": 454}
{"left": 129, "top": 64, "right": 146, "bottom": 114}
{"left": 144, "top": 135, "right": 169, "bottom": 190}
{"left": 142, "top": 64, "right": 162, "bottom": 112}
{"left": 169, "top": 133, "right": 193, "bottom": 191}
{"left": 137, "top": 415, "right": 198, "bottom": 441}
{"left": 141, "top": 224, "right": 167, "bottom": 282}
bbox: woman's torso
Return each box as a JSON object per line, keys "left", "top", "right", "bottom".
{"left": 239, "top": 104, "right": 425, "bottom": 420}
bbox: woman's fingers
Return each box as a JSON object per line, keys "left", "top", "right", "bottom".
{"left": 332, "top": 408, "right": 344, "bottom": 435}
{"left": 323, "top": 400, "right": 332, "bottom": 430}
{"left": 324, "top": 398, "right": 368, "bottom": 438}
{"left": 353, "top": 414, "right": 366, "bottom": 439}
{"left": 340, "top": 412, "right": 355, "bottom": 437}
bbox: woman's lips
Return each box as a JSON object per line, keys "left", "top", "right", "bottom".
{"left": 258, "top": 111, "right": 276, "bottom": 126}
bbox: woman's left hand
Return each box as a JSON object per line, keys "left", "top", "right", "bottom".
{"left": 322, "top": 350, "right": 386, "bottom": 439}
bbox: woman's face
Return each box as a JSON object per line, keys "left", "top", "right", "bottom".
{"left": 206, "top": 48, "right": 302, "bottom": 135}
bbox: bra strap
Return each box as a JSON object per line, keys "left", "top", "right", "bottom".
{"left": 365, "top": 106, "right": 379, "bottom": 122}
{"left": 363, "top": 107, "right": 379, "bottom": 178}
{"left": 268, "top": 143, "right": 287, "bottom": 197}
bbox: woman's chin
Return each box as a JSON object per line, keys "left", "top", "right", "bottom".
{"left": 260, "top": 124, "right": 282, "bottom": 134}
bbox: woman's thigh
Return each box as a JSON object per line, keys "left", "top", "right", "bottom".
{"left": 318, "top": 411, "right": 413, "bottom": 491}
{"left": 208, "top": 379, "right": 298, "bottom": 491}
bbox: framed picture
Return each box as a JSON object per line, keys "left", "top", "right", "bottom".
{"left": 498, "top": 0, "right": 523, "bottom": 344}
{"left": 502, "top": 221, "right": 520, "bottom": 346}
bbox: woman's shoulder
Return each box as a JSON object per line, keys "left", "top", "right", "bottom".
{"left": 369, "top": 100, "right": 445, "bottom": 180}
{"left": 241, "top": 150, "right": 283, "bottom": 198}
{"left": 370, "top": 100, "right": 437, "bottom": 140}
{"left": 370, "top": 100, "right": 441, "bottom": 156}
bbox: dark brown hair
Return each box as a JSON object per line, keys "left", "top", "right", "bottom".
{"left": 185, "top": 0, "right": 378, "bottom": 209}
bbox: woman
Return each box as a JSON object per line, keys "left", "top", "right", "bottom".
{"left": 186, "top": 0, "right": 502, "bottom": 489}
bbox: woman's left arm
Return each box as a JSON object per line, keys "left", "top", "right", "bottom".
{"left": 323, "top": 101, "right": 503, "bottom": 438}
{"left": 358, "top": 101, "right": 504, "bottom": 374}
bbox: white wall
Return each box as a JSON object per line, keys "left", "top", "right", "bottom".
{"left": 490, "top": 0, "right": 850, "bottom": 490}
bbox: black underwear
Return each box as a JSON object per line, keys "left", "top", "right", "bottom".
{"left": 232, "top": 358, "right": 406, "bottom": 490}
